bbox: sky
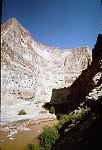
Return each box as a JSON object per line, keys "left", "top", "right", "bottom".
{"left": 2, "top": 0, "right": 102, "bottom": 49}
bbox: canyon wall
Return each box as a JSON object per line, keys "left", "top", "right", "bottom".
{"left": 51, "top": 34, "right": 102, "bottom": 107}
{"left": 1, "top": 18, "right": 91, "bottom": 124}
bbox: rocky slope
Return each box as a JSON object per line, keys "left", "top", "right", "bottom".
{"left": 1, "top": 18, "right": 91, "bottom": 125}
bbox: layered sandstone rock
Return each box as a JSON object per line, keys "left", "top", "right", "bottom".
{"left": 51, "top": 34, "right": 102, "bottom": 107}
{"left": 1, "top": 18, "right": 91, "bottom": 124}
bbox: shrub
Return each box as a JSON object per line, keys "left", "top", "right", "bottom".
{"left": 49, "top": 106, "right": 55, "bottom": 114}
{"left": 25, "top": 142, "right": 40, "bottom": 150}
{"left": 39, "top": 126, "right": 59, "bottom": 150}
{"left": 18, "top": 109, "right": 26, "bottom": 115}
{"left": 59, "top": 112, "right": 74, "bottom": 125}
{"left": 81, "top": 106, "right": 90, "bottom": 117}
{"left": 56, "top": 107, "right": 91, "bottom": 130}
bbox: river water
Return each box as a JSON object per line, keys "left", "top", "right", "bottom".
{"left": 0, "top": 119, "right": 58, "bottom": 150}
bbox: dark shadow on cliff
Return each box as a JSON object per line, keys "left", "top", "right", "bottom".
{"left": 56, "top": 118, "right": 102, "bottom": 150}
{"left": 52, "top": 97, "right": 102, "bottom": 150}
{"left": 43, "top": 101, "right": 79, "bottom": 118}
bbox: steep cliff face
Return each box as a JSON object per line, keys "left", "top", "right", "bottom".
{"left": 51, "top": 34, "right": 102, "bottom": 107}
{"left": 1, "top": 18, "right": 91, "bottom": 124}
{"left": 52, "top": 34, "right": 102, "bottom": 150}
{"left": 67, "top": 34, "right": 102, "bottom": 106}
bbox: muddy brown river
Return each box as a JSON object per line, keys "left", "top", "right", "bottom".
{"left": 0, "top": 119, "right": 58, "bottom": 150}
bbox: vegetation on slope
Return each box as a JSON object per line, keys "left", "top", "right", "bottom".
{"left": 25, "top": 103, "right": 92, "bottom": 150}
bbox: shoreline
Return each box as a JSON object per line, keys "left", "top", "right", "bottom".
{"left": 0, "top": 117, "right": 59, "bottom": 150}
{"left": 1, "top": 116, "right": 58, "bottom": 138}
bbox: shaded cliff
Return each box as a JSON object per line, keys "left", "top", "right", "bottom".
{"left": 67, "top": 34, "right": 102, "bottom": 105}
{"left": 51, "top": 34, "right": 102, "bottom": 106}
{"left": 50, "top": 34, "right": 102, "bottom": 150}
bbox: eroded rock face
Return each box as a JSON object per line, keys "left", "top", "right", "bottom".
{"left": 68, "top": 34, "right": 102, "bottom": 105}
{"left": 51, "top": 34, "right": 102, "bottom": 106}
{"left": 1, "top": 18, "right": 91, "bottom": 124}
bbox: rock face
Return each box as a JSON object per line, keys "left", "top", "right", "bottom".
{"left": 1, "top": 18, "right": 91, "bottom": 125}
{"left": 51, "top": 35, "right": 102, "bottom": 150}
{"left": 51, "top": 34, "right": 102, "bottom": 107}
{"left": 67, "top": 34, "right": 102, "bottom": 106}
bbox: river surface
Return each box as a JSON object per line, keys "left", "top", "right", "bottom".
{"left": 0, "top": 119, "right": 58, "bottom": 150}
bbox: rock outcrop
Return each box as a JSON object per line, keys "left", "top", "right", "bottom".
{"left": 1, "top": 18, "right": 91, "bottom": 125}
